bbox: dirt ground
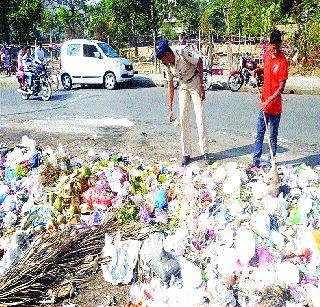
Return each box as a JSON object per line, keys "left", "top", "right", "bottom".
{"left": 69, "top": 272, "right": 130, "bottom": 307}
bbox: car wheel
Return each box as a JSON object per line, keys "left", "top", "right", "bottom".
{"left": 61, "top": 73, "right": 72, "bottom": 90}
{"left": 41, "top": 81, "right": 52, "bottom": 101}
{"left": 104, "top": 72, "right": 117, "bottom": 90}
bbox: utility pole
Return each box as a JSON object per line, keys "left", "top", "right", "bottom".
{"left": 50, "top": 26, "right": 53, "bottom": 61}
{"left": 150, "top": 0, "right": 158, "bottom": 73}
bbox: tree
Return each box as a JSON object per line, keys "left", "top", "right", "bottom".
{"left": 0, "top": 0, "right": 11, "bottom": 42}
{"left": 6, "top": 0, "right": 44, "bottom": 43}
{"left": 290, "top": 0, "right": 320, "bottom": 63}
{"left": 56, "top": 0, "right": 89, "bottom": 39}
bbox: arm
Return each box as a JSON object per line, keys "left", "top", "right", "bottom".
{"left": 197, "top": 58, "right": 205, "bottom": 101}
{"left": 168, "top": 79, "right": 175, "bottom": 121}
{"left": 261, "top": 80, "right": 286, "bottom": 109}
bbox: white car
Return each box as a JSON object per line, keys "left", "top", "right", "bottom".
{"left": 60, "top": 39, "right": 134, "bottom": 90}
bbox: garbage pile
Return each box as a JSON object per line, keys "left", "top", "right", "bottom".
{"left": 0, "top": 137, "right": 320, "bottom": 306}
{"left": 108, "top": 161, "right": 320, "bottom": 307}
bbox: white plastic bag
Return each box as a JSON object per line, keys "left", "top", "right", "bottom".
{"left": 235, "top": 228, "right": 256, "bottom": 265}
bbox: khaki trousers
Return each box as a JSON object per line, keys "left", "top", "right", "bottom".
{"left": 179, "top": 77, "right": 209, "bottom": 156}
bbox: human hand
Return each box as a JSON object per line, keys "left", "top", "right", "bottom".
{"left": 168, "top": 110, "right": 174, "bottom": 122}
{"left": 260, "top": 98, "right": 270, "bottom": 111}
{"left": 199, "top": 85, "right": 205, "bottom": 101}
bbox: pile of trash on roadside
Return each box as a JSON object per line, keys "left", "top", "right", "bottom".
{"left": 0, "top": 136, "right": 320, "bottom": 306}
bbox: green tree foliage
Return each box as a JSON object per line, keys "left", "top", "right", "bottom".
{"left": 290, "top": 0, "right": 320, "bottom": 62}
{"left": 2, "top": 0, "right": 44, "bottom": 43}
{"left": 56, "top": 0, "right": 89, "bottom": 39}
{"left": 0, "top": 0, "right": 11, "bottom": 42}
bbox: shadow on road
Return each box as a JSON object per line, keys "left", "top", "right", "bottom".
{"left": 118, "top": 77, "right": 156, "bottom": 89}
{"left": 281, "top": 153, "right": 320, "bottom": 167}
{"left": 0, "top": 105, "right": 66, "bottom": 116}
{"left": 68, "top": 77, "right": 157, "bottom": 91}
{"left": 190, "top": 143, "right": 289, "bottom": 163}
{"left": 48, "top": 93, "right": 72, "bottom": 101}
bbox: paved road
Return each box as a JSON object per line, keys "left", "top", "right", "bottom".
{"left": 1, "top": 83, "right": 319, "bottom": 166}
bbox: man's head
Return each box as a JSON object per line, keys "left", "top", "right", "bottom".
{"left": 156, "top": 40, "right": 175, "bottom": 65}
{"left": 182, "top": 32, "right": 188, "bottom": 40}
{"left": 269, "top": 30, "right": 282, "bottom": 55}
{"left": 24, "top": 46, "right": 31, "bottom": 55}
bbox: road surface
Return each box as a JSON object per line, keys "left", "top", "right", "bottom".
{"left": 1, "top": 83, "right": 319, "bottom": 166}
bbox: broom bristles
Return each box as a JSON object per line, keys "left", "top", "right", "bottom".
{"left": 269, "top": 158, "right": 280, "bottom": 197}
{"left": 0, "top": 211, "right": 157, "bottom": 306}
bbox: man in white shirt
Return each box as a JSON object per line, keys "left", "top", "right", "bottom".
{"left": 156, "top": 40, "right": 211, "bottom": 166}
{"left": 35, "top": 42, "right": 47, "bottom": 65}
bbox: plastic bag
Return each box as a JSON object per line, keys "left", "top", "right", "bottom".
{"left": 257, "top": 247, "right": 274, "bottom": 267}
{"left": 277, "top": 262, "right": 300, "bottom": 286}
{"left": 150, "top": 255, "right": 180, "bottom": 283}
{"left": 102, "top": 238, "right": 142, "bottom": 285}
{"left": 0, "top": 185, "right": 8, "bottom": 204}
{"left": 178, "top": 257, "right": 202, "bottom": 289}
{"left": 154, "top": 188, "right": 167, "bottom": 210}
{"left": 235, "top": 228, "right": 255, "bottom": 265}
{"left": 140, "top": 233, "right": 165, "bottom": 264}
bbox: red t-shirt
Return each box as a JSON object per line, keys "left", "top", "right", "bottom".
{"left": 260, "top": 51, "right": 288, "bottom": 114}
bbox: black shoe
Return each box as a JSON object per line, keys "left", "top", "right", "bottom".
{"left": 204, "top": 153, "right": 212, "bottom": 165}
{"left": 181, "top": 155, "right": 191, "bottom": 166}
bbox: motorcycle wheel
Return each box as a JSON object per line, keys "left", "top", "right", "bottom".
{"left": 257, "top": 76, "right": 264, "bottom": 88}
{"left": 41, "top": 82, "right": 52, "bottom": 101}
{"left": 203, "top": 69, "right": 212, "bottom": 91}
{"left": 21, "top": 92, "right": 30, "bottom": 100}
{"left": 228, "top": 73, "right": 244, "bottom": 92}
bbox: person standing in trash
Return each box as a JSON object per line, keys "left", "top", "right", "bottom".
{"left": 252, "top": 30, "right": 288, "bottom": 168}
{"left": 156, "top": 40, "right": 211, "bottom": 166}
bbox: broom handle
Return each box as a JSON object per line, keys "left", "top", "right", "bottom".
{"left": 262, "top": 112, "right": 275, "bottom": 159}
{"left": 257, "top": 87, "right": 275, "bottom": 159}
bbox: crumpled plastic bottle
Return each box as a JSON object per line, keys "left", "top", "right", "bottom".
{"left": 154, "top": 188, "right": 167, "bottom": 210}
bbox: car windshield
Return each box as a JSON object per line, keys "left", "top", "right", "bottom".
{"left": 97, "top": 43, "right": 118, "bottom": 58}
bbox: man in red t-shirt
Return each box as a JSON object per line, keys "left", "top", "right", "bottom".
{"left": 253, "top": 30, "right": 288, "bottom": 168}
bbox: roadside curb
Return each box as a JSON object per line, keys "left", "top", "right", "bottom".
{"left": 1, "top": 74, "right": 320, "bottom": 95}
{"left": 137, "top": 73, "right": 320, "bottom": 95}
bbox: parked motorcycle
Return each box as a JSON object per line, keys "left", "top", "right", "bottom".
{"left": 228, "top": 53, "right": 263, "bottom": 92}
{"left": 17, "top": 65, "right": 52, "bottom": 101}
{"left": 164, "top": 69, "right": 212, "bottom": 90}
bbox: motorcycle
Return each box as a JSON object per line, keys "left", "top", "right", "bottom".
{"left": 228, "top": 53, "right": 263, "bottom": 92}
{"left": 17, "top": 64, "right": 52, "bottom": 101}
{"left": 163, "top": 67, "right": 212, "bottom": 90}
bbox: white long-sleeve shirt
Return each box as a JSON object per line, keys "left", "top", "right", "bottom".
{"left": 35, "top": 47, "right": 46, "bottom": 64}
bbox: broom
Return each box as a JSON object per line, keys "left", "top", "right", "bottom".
{"left": 262, "top": 111, "right": 280, "bottom": 197}
{"left": 257, "top": 87, "right": 280, "bottom": 197}
{"left": 0, "top": 211, "right": 158, "bottom": 306}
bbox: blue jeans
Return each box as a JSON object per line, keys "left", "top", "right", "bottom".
{"left": 253, "top": 110, "right": 281, "bottom": 166}
{"left": 24, "top": 71, "right": 34, "bottom": 89}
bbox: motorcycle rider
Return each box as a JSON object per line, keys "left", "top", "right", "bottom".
{"left": 17, "top": 47, "right": 27, "bottom": 92}
{"left": 22, "top": 46, "right": 35, "bottom": 94}
{"left": 35, "top": 42, "right": 47, "bottom": 65}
